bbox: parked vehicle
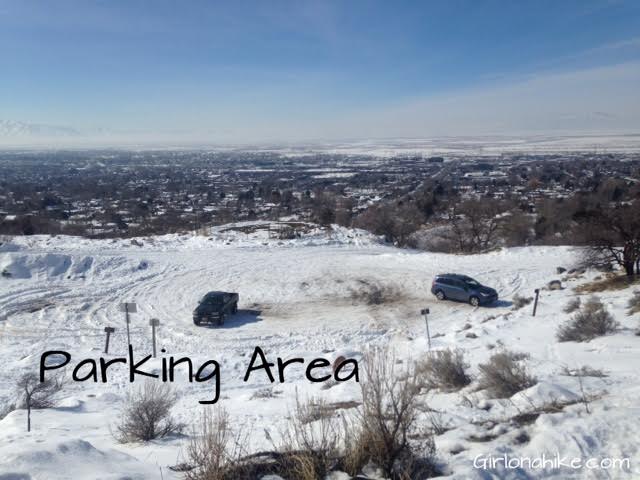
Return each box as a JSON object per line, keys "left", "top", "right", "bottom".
{"left": 193, "top": 291, "right": 239, "bottom": 326}
{"left": 431, "top": 274, "right": 498, "bottom": 306}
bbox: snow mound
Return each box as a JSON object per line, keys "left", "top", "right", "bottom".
{"left": 511, "top": 381, "right": 581, "bottom": 408}
{"left": 1, "top": 439, "right": 158, "bottom": 480}
{"left": 0, "top": 253, "right": 76, "bottom": 279}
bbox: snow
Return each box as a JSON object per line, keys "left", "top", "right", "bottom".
{"left": 0, "top": 224, "right": 639, "bottom": 479}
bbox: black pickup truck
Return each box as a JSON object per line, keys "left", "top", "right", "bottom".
{"left": 193, "top": 291, "right": 239, "bottom": 326}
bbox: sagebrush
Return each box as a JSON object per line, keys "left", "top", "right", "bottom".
{"left": 557, "top": 296, "right": 618, "bottom": 342}
{"left": 114, "top": 382, "right": 183, "bottom": 443}
{"left": 512, "top": 294, "right": 533, "bottom": 310}
{"left": 563, "top": 297, "right": 581, "bottom": 314}
{"left": 416, "top": 349, "right": 471, "bottom": 391}
{"left": 478, "top": 350, "right": 536, "bottom": 398}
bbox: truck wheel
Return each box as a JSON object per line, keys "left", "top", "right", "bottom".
{"left": 435, "top": 290, "right": 446, "bottom": 301}
{"left": 469, "top": 296, "right": 480, "bottom": 307}
{"left": 194, "top": 318, "right": 201, "bottom": 326}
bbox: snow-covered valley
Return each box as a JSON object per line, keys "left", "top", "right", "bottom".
{"left": 0, "top": 225, "right": 639, "bottom": 479}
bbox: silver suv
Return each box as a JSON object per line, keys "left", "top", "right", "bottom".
{"left": 431, "top": 274, "right": 498, "bottom": 307}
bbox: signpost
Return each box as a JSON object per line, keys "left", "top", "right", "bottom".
{"left": 149, "top": 318, "right": 160, "bottom": 358}
{"left": 119, "top": 302, "right": 137, "bottom": 346}
{"left": 532, "top": 289, "right": 540, "bottom": 317}
{"left": 104, "top": 327, "right": 115, "bottom": 354}
{"left": 421, "top": 307, "right": 431, "bottom": 352}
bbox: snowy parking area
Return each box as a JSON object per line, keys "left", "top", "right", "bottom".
{"left": 1, "top": 228, "right": 639, "bottom": 479}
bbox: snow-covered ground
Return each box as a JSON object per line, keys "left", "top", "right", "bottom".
{"left": 0, "top": 225, "right": 639, "bottom": 479}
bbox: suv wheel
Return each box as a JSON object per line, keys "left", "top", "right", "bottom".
{"left": 469, "top": 296, "right": 480, "bottom": 307}
{"left": 435, "top": 290, "right": 446, "bottom": 301}
{"left": 194, "top": 317, "right": 201, "bottom": 326}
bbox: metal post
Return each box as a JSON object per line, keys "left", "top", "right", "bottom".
{"left": 104, "top": 327, "right": 115, "bottom": 354}
{"left": 120, "top": 302, "right": 137, "bottom": 346}
{"left": 125, "top": 303, "right": 131, "bottom": 346}
{"left": 421, "top": 308, "right": 431, "bottom": 352}
{"left": 150, "top": 318, "right": 160, "bottom": 358}
{"left": 532, "top": 289, "right": 540, "bottom": 317}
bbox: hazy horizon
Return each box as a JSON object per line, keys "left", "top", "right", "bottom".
{"left": 1, "top": 1, "right": 640, "bottom": 145}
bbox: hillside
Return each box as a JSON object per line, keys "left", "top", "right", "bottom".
{"left": 0, "top": 225, "right": 638, "bottom": 479}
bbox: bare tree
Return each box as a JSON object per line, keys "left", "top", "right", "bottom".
{"left": 580, "top": 202, "right": 640, "bottom": 276}
{"left": 17, "top": 373, "right": 63, "bottom": 432}
{"left": 446, "top": 198, "right": 507, "bottom": 253}
{"left": 311, "top": 192, "right": 337, "bottom": 226}
{"left": 354, "top": 203, "right": 423, "bottom": 246}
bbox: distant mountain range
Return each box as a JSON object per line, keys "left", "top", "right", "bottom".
{"left": 0, "top": 120, "right": 81, "bottom": 138}
{"left": 1, "top": 119, "right": 639, "bottom": 153}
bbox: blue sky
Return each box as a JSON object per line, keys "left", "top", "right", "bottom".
{"left": 1, "top": 0, "right": 640, "bottom": 142}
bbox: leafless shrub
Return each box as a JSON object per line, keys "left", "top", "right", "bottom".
{"left": 563, "top": 297, "right": 581, "bottom": 314}
{"left": 184, "top": 408, "right": 247, "bottom": 480}
{"left": 576, "top": 372, "right": 591, "bottom": 414}
{"left": 512, "top": 294, "right": 533, "bottom": 310}
{"left": 425, "top": 410, "right": 450, "bottom": 435}
{"left": 250, "top": 387, "right": 281, "bottom": 399}
{"left": 560, "top": 365, "right": 608, "bottom": 378}
{"left": 340, "top": 417, "right": 372, "bottom": 477}
{"left": 627, "top": 290, "right": 640, "bottom": 316}
{"left": 557, "top": 296, "right": 619, "bottom": 342}
{"left": 509, "top": 397, "right": 578, "bottom": 427}
{"left": 17, "top": 372, "right": 63, "bottom": 432}
{"left": 278, "top": 395, "right": 341, "bottom": 480}
{"left": 114, "top": 382, "right": 183, "bottom": 443}
{"left": 354, "top": 348, "right": 438, "bottom": 480}
{"left": 416, "top": 349, "right": 471, "bottom": 391}
{"left": 185, "top": 352, "right": 439, "bottom": 480}
{"left": 478, "top": 350, "right": 537, "bottom": 398}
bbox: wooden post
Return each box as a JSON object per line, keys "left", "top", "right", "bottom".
{"left": 104, "top": 327, "right": 115, "bottom": 354}
{"left": 532, "top": 289, "right": 540, "bottom": 316}
{"left": 150, "top": 318, "right": 160, "bottom": 358}
{"left": 421, "top": 308, "right": 431, "bottom": 352}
